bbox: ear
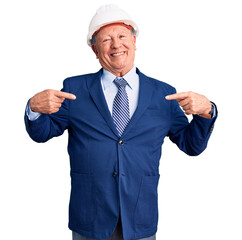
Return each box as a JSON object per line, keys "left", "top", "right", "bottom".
{"left": 132, "top": 35, "right": 137, "bottom": 50}
{"left": 91, "top": 44, "right": 99, "bottom": 59}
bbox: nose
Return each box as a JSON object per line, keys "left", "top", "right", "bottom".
{"left": 111, "top": 38, "right": 121, "bottom": 49}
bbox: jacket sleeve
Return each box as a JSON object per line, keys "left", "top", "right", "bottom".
{"left": 167, "top": 88, "right": 217, "bottom": 156}
{"left": 24, "top": 79, "right": 70, "bottom": 143}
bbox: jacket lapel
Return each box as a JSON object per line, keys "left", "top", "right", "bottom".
{"left": 87, "top": 69, "right": 119, "bottom": 137}
{"left": 121, "top": 68, "right": 155, "bottom": 138}
{"left": 87, "top": 68, "right": 155, "bottom": 138}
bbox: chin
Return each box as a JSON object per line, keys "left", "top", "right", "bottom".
{"left": 111, "top": 62, "right": 128, "bottom": 70}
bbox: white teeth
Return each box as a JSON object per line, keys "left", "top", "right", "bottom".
{"left": 112, "top": 52, "right": 124, "bottom": 56}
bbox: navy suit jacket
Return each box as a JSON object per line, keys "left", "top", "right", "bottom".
{"left": 25, "top": 68, "right": 217, "bottom": 240}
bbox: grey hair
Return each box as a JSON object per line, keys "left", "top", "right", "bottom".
{"left": 90, "top": 27, "right": 136, "bottom": 46}
{"left": 90, "top": 35, "right": 97, "bottom": 45}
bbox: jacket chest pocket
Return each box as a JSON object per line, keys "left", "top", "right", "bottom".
{"left": 134, "top": 174, "right": 160, "bottom": 230}
{"left": 69, "top": 173, "right": 96, "bottom": 225}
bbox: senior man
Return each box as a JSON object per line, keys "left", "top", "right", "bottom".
{"left": 24, "top": 4, "right": 217, "bottom": 240}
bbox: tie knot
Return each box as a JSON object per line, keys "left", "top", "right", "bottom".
{"left": 114, "top": 77, "right": 128, "bottom": 88}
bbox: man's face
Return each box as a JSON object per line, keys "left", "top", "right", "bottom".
{"left": 92, "top": 25, "right": 136, "bottom": 76}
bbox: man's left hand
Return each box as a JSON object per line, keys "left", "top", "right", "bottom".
{"left": 166, "top": 91, "right": 212, "bottom": 118}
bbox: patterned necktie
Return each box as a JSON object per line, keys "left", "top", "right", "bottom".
{"left": 112, "top": 77, "right": 130, "bottom": 137}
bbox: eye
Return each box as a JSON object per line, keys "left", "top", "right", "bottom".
{"left": 120, "top": 35, "right": 126, "bottom": 39}
{"left": 103, "top": 38, "right": 111, "bottom": 42}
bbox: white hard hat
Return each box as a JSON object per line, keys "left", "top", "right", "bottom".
{"left": 87, "top": 4, "right": 139, "bottom": 46}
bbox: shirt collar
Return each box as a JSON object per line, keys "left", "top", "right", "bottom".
{"left": 101, "top": 66, "right": 137, "bottom": 90}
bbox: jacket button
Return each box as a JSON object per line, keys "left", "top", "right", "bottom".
{"left": 119, "top": 140, "right": 124, "bottom": 145}
{"left": 113, "top": 171, "right": 117, "bottom": 177}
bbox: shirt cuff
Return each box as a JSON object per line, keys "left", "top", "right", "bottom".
{"left": 26, "top": 100, "right": 42, "bottom": 121}
{"left": 210, "top": 102, "right": 217, "bottom": 118}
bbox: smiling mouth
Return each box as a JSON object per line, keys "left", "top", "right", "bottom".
{"left": 110, "top": 51, "right": 125, "bottom": 57}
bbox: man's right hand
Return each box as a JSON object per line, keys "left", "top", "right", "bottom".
{"left": 29, "top": 89, "right": 76, "bottom": 114}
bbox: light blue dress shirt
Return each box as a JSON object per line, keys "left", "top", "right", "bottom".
{"left": 100, "top": 65, "right": 139, "bottom": 118}
{"left": 26, "top": 100, "right": 42, "bottom": 121}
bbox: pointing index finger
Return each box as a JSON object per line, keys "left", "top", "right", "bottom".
{"left": 165, "top": 92, "right": 188, "bottom": 101}
{"left": 55, "top": 90, "right": 76, "bottom": 100}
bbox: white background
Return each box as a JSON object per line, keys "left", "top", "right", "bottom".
{"left": 0, "top": 0, "right": 241, "bottom": 239}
